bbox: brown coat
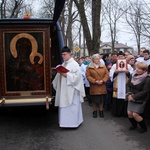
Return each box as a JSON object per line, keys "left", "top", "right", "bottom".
{"left": 86, "top": 62, "right": 109, "bottom": 95}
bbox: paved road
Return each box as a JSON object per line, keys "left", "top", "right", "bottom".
{"left": 0, "top": 101, "right": 150, "bottom": 150}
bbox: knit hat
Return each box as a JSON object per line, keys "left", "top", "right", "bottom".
{"left": 61, "top": 46, "right": 71, "bottom": 53}
{"left": 126, "top": 55, "right": 135, "bottom": 62}
{"left": 117, "top": 51, "right": 125, "bottom": 56}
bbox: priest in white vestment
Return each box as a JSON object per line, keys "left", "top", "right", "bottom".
{"left": 110, "top": 51, "right": 133, "bottom": 117}
{"left": 52, "top": 46, "right": 85, "bottom": 128}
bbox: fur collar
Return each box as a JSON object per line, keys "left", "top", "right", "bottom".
{"left": 88, "top": 62, "right": 104, "bottom": 68}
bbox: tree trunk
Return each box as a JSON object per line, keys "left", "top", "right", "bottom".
{"left": 73, "top": 0, "right": 92, "bottom": 55}
{"left": 92, "top": 0, "right": 101, "bottom": 54}
{"left": 0, "top": 0, "right": 5, "bottom": 18}
{"left": 74, "top": 0, "right": 101, "bottom": 55}
{"left": 66, "top": 0, "right": 73, "bottom": 51}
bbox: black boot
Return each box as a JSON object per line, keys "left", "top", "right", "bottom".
{"left": 93, "top": 111, "right": 97, "bottom": 118}
{"left": 99, "top": 111, "right": 104, "bottom": 118}
{"left": 138, "top": 120, "right": 147, "bottom": 133}
{"left": 128, "top": 118, "right": 137, "bottom": 130}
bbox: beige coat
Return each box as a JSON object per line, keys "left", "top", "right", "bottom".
{"left": 86, "top": 62, "right": 109, "bottom": 95}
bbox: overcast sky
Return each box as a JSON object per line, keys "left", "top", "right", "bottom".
{"left": 101, "top": 21, "right": 149, "bottom": 50}
{"left": 30, "top": 0, "right": 149, "bottom": 50}
{"left": 101, "top": 0, "right": 150, "bottom": 50}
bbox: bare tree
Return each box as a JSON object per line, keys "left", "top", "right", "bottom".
{"left": 63, "top": 0, "right": 73, "bottom": 50}
{"left": 0, "top": 0, "right": 6, "bottom": 18}
{"left": 92, "top": 0, "right": 101, "bottom": 54}
{"left": 102, "top": 0, "right": 125, "bottom": 52}
{"left": 38, "top": 0, "right": 102, "bottom": 55}
{"left": 73, "top": 0, "right": 101, "bottom": 55}
{"left": 0, "top": 0, "right": 26, "bottom": 18}
{"left": 139, "top": 0, "right": 150, "bottom": 43}
{"left": 40, "top": 0, "right": 79, "bottom": 51}
{"left": 60, "top": 0, "right": 86, "bottom": 52}
{"left": 38, "top": 0, "right": 54, "bottom": 18}
{"left": 125, "top": 0, "right": 145, "bottom": 53}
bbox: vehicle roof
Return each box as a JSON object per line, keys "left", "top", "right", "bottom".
{"left": 0, "top": 0, "right": 65, "bottom": 25}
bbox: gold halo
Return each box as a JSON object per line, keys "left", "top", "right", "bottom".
{"left": 10, "top": 33, "right": 38, "bottom": 58}
{"left": 31, "top": 52, "right": 43, "bottom": 64}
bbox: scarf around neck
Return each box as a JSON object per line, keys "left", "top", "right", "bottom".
{"left": 94, "top": 63, "right": 100, "bottom": 68}
{"left": 131, "top": 71, "right": 147, "bottom": 85}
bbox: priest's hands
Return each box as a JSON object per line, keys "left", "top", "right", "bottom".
{"left": 114, "top": 69, "right": 125, "bottom": 73}
{"left": 115, "top": 69, "right": 129, "bottom": 73}
{"left": 115, "top": 69, "right": 119, "bottom": 73}
{"left": 60, "top": 72, "right": 67, "bottom": 77}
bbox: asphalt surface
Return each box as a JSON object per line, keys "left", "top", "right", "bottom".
{"left": 0, "top": 102, "right": 150, "bottom": 150}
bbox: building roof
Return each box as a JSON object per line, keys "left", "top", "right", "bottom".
{"left": 100, "top": 42, "right": 133, "bottom": 49}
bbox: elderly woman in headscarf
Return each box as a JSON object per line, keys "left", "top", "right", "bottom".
{"left": 126, "top": 55, "right": 136, "bottom": 70}
{"left": 86, "top": 54, "right": 109, "bottom": 118}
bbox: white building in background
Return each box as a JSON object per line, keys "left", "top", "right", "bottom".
{"left": 100, "top": 42, "right": 133, "bottom": 54}
{"left": 74, "top": 41, "right": 134, "bottom": 57}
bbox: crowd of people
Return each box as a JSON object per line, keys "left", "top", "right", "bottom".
{"left": 53, "top": 46, "right": 150, "bottom": 134}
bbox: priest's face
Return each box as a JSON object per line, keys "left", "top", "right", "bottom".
{"left": 118, "top": 55, "right": 125, "bottom": 59}
{"left": 62, "top": 52, "right": 71, "bottom": 61}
